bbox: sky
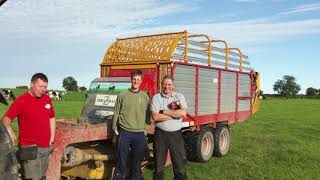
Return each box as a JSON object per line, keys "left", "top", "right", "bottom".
{"left": 0, "top": 0, "right": 320, "bottom": 94}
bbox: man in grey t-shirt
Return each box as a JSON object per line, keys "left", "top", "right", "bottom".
{"left": 151, "top": 75, "right": 188, "bottom": 180}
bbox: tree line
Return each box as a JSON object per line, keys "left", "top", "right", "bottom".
{"left": 63, "top": 75, "right": 319, "bottom": 99}
{"left": 62, "top": 76, "right": 87, "bottom": 91}
{"left": 272, "top": 75, "right": 319, "bottom": 99}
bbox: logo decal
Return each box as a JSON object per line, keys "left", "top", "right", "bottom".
{"left": 45, "top": 104, "right": 51, "bottom": 109}
{"left": 95, "top": 94, "right": 117, "bottom": 107}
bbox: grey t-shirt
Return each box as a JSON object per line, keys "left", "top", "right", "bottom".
{"left": 151, "top": 91, "right": 188, "bottom": 132}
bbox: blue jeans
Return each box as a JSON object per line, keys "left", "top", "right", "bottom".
{"left": 113, "top": 129, "right": 147, "bottom": 180}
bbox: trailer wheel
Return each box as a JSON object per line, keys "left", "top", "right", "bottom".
{"left": 213, "top": 126, "right": 230, "bottom": 157}
{"left": 184, "top": 128, "right": 214, "bottom": 162}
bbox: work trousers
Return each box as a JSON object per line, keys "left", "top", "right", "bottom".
{"left": 153, "top": 128, "right": 187, "bottom": 180}
{"left": 113, "top": 129, "right": 147, "bottom": 180}
{"left": 21, "top": 146, "right": 53, "bottom": 180}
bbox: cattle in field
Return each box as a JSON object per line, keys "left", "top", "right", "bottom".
{"left": 0, "top": 93, "right": 8, "bottom": 105}
{"left": 46, "top": 91, "right": 62, "bottom": 101}
{"left": 61, "top": 91, "right": 67, "bottom": 96}
{"left": 108, "top": 86, "right": 115, "bottom": 91}
{"left": 2, "top": 89, "right": 15, "bottom": 101}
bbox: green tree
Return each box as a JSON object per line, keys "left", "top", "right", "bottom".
{"left": 273, "top": 75, "right": 301, "bottom": 99}
{"left": 306, "top": 87, "right": 318, "bottom": 96}
{"left": 62, "top": 76, "right": 78, "bottom": 91}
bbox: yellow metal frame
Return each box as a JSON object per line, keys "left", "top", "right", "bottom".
{"left": 101, "top": 31, "right": 246, "bottom": 72}
{"left": 110, "top": 64, "right": 157, "bottom": 70}
{"left": 158, "top": 63, "right": 172, "bottom": 90}
{"left": 102, "top": 31, "right": 185, "bottom": 65}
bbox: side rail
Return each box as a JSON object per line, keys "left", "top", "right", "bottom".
{"left": 171, "top": 33, "right": 252, "bottom": 72}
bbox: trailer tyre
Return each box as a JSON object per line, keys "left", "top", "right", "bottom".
{"left": 213, "top": 126, "right": 230, "bottom": 157}
{"left": 184, "top": 128, "right": 214, "bottom": 162}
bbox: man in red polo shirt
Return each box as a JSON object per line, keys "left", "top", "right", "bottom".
{"left": 2, "top": 73, "right": 56, "bottom": 180}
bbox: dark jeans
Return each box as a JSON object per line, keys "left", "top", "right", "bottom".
{"left": 113, "top": 129, "right": 147, "bottom": 180}
{"left": 153, "top": 128, "right": 187, "bottom": 180}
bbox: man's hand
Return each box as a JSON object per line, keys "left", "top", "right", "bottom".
{"left": 8, "top": 129, "right": 17, "bottom": 145}
{"left": 2, "top": 116, "right": 17, "bottom": 145}
{"left": 112, "top": 134, "right": 117, "bottom": 144}
{"left": 164, "top": 101, "right": 187, "bottom": 119}
{"left": 112, "top": 128, "right": 119, "bottom": 144}
{"left": 49, "top": 137, "right": 55, "bottom": 145}
{"left": 152, "top": 112, "right": 172, "bottom": 122}
{"left": 163, "top": 109, "right": 187, "bottom": 119}
{"left": 49, "top": 117, "right": 56, "bottom": 145}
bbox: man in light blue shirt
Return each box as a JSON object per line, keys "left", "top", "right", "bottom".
{"left": 151, "top": 75, "right": 188, "bottom": 180}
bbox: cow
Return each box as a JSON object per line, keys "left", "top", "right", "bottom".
{"left": 108, "top": 86, "right": 116, "bottom": 91}
{"left": 46, "top": 91, "right": 62, "bottom": 101}
{"left": 61, "top": 91, "right": 67, "bottom": 96}
{"left": 0, "top": 93, "right": 8, "bottom": 105}
{"left": 2, "top": 90, "right": 15, "bottom": 101}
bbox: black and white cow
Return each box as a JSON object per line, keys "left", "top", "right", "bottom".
{"left": 2, "top": 90, "right": 15, "bottom": 101}
{"left": 61, "top": 91, "right": 67, "bottom": 96}
{"left": 0, "top": 93, "right": 8, "bottom": 105}
{"left": 46, "top": 91, "right": 62, "bottom": 101}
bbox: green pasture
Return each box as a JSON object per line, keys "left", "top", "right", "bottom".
{"left": 145, "top": 99, "right": 320, "bottom": 179}
{"left": 0, "top": 90, "right": 319, "bottom": 179}
{"left": 0, "top": 89, "right": 85, "bottom": 132}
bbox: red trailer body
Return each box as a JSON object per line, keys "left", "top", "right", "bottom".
{"left": 46, "top": 31, "right": 260, "bottom": 179}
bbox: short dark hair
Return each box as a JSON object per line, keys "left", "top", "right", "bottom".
{"left": 162, "top": 75, "right": 174, "bottom": 83}
{"left": 131, "top": 69, "right": 143, "bottom": 78}
{"left": 31, "top": 73, "right": 48, "bottom": 83}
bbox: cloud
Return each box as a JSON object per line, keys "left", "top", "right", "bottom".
{"left": 0, "top": 0, "right": 196, "bottom": 38}
{"left": 1, "top": 0, "right": 320, "bottom": 91}
{"left": 3, "top": 0, "right": 319, "bottom": 46}
{"left": 117, "top": 18, "right": 320, "bottom": 48}
{"left": 37, "top": 17, "right": 319, "bottom": 49}
{"left": 278, "top": 2, "right": 320, "bottom": 15}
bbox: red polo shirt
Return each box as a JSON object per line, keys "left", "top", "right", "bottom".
{"left": 5, "top": 92, "right": 55, "bottom": 147}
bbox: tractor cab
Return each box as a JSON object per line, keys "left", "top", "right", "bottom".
{"left": 79, "top": 77, "right": 131, "bottom": 124}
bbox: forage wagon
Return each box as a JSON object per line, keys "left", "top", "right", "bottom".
{"left": 46, "top": 31, "right": 261, "bottom": 179}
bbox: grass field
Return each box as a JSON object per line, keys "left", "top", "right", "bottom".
{"left": 0, "top": 90, "right": 319, "bottom": 179}
{"left": 145, "top": 99, "right": 320, "bottom": 179}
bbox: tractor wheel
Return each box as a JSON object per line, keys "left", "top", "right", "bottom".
{"left": 213, "top": 126, "right": 230, "bottom": 157}
{"left": 184, "top": 128, "right": 214, "bottom": 162}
